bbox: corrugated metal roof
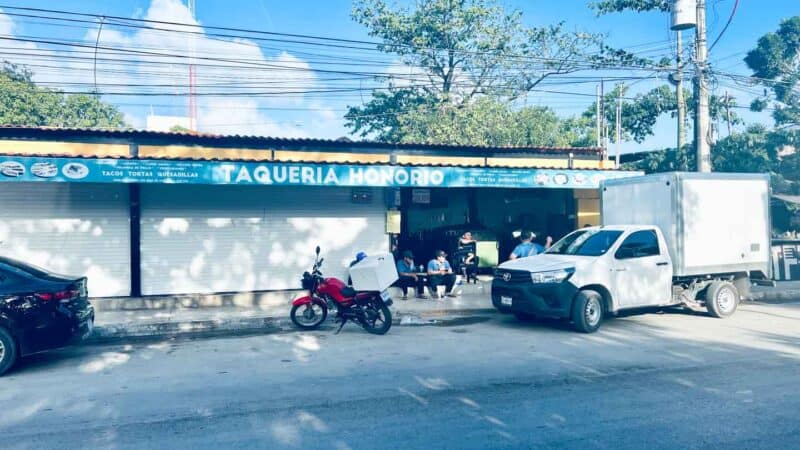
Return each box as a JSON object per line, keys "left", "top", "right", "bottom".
{"left": 0, "top": 152, "right": 621, "bottom": 171}
{"left": 0, "top": 125, "right": 604, "bottom": 155}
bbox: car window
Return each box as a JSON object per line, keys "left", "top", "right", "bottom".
{"left": 615, "top": 230, "right": 660, "bottom": 259}
{"left": 547, "top": 230, "right": 623, "bottom": 257}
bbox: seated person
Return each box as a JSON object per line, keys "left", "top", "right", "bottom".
{"left": 427, "top": 250, "right": 457, "bottom": 298}
{"left": 395, "top": 250, "right": 427, "bottom": 300}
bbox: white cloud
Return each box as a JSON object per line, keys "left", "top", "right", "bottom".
{"left": 0, "top": 8, "right": 16, "bottom": 35}
{"left": 0, "top": 1, "right": 346, "bottom": 138}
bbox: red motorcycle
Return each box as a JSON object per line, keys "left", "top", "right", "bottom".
{"left": 290, "top": 247, "right": 394, "bottom": 335}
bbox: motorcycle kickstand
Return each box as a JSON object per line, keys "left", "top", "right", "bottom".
{"left": 334, "top": 317, "right": 347, "bottom": 335}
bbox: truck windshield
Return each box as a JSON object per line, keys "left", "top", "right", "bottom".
{"left": 547, "top": 230, "right": 623, "bottom": 256}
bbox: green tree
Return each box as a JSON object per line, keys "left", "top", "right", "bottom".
{"left": 626, "top": 126, "right": 797, "bottom": 194}
{"left": 582, "top": 84, "right": 740, "bottom": 144}
{"left": 395, "top": 98, "right": 591, "bottom": 147}
{"left": 589, "top": 0, "right": 669, "bottom": 15}
{"left": 169, "top": 125, "right": 192, "bottom": 133}
{"left": 745, "top": 16, "right": 800, "bottom": 127}
{"left": 0, "top": 62, "right": 127, "bottom": 128}
{"left": 347, "top": 0, "right": 644, "bottom": 142}
{"left": 345, "top": 89, "right": 435, "bottom": 141}
{"left": 352, "top": 0, "right": 608, "bottom": 101}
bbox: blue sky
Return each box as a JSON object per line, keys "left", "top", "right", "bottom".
{"left": 0, "top": 0, "right": 796, "bottom": 152}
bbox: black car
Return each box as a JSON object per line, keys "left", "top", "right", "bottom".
{"left": 0, "top": 256, "right": 94, "bottom": 376}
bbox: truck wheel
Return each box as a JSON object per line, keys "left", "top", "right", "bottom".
{"left": 705, "top": 281, "right": 739, "bottom": 318}
{"left": 571, "top": 290, "right": 603, "bottom": 333}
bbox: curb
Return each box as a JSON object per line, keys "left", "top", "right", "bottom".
{"left": 749, "top": 289, "right": 800, "bottom": 304}
{"left": 85, "top": 309, "right": 498, "bottom": 345}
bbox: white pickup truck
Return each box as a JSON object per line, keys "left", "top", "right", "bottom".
{"left": 492, "top": 172, "right": 771, "bottom": 333}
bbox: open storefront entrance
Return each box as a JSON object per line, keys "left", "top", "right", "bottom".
{"left": 397, "top": 186, "right": 600, "bottom": 271}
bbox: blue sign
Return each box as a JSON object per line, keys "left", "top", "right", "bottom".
{"left": 0, "top": 156, "right": 641, "bottom": 189}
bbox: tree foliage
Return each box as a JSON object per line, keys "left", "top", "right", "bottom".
{"left": 589, "top": 0, "right": 670, "bottom": 15}
{"left": 395, "top": 98, "right": 592, "bottom": 147}
{"left": 745, "top": 16, "right": 800, "bottom": 127}
{"left": 0, "top": 62, "right": 127, "bottom": 128}
{"left": 626, "top": 126, "right": 800, "bottom": 195}
{"left": 352, "top": 0, "right": 609, "bottom": 102}
{"left": 582, "top": 84, "right": 741, "bottom": 144}
{"left": 169, "top": 125, "right": 192, "bottom": 133}
{"left": 345, "top": 89, "right": 435, "bottom": 141}
{"left": 347, "top": 0, "right": 647, "bottom": 142}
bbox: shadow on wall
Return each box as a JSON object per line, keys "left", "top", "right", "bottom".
{"left": 0, "top": 183, "right": 130, "bottom": 297}
{"left": 139, "top": 185, "right": 390, "bottom": 296}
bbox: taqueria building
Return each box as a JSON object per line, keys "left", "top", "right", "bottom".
{"left": 0, "top": 126, "right": 641, "bottom": 298}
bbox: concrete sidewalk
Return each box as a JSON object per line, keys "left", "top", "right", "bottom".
{"left": 89, "top": 278, "right": 496, "bottom": 344}
{"left": 87, "top": 278, "right": 800, "bottom": 344}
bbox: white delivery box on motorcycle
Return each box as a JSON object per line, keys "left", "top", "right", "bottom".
{"left": 349, "top": 253, "right": 398, "bottom": 292}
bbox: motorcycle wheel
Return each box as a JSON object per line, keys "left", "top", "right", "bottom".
{"left": 290, "top": 302, "right": 327, "bottom": 330}
{"left": 361, "top": 301, "right": 392, "bottom": 335}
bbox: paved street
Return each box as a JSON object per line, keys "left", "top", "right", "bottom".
{"left": 3, "top": 300, "right": 800, "bottom": 449}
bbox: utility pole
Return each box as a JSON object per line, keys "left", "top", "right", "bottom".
{"left": 676, "top": 31, "right": 686, "bottom": 151}
{"left": 615, "top": 88, "right": 622, "bottom": 168}
{"left": 600, "top": 79, "right": 605, "bottom": 148}
{"left": 596, "top": 85, "right": 602, "bottom": 148}
{"left": 694, "top": 0, "right": 711, "bottom": 172}
{"left": 724, "top": 91, "right": 732, "bottom": 136}
{"left": 188, "top": 0, "right": 198, "bottom": 131}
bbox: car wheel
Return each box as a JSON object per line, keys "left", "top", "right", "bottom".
{"left": 0, "top": 327, "right": 18, "bottom": 376}
{"left": 705, "top": 281, "right": 739, "bottom": 318}
{"left": 571, "top": 290, "right": 604, "bottom": 333}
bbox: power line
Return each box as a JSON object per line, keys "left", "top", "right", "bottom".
{"left": 708, "top": 0, "right": 739, "bottom": 52}
{"left": 0, "top": 6, "right": 666, "bottom": 70}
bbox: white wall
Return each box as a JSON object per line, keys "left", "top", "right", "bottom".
{"left": 139, "top": 184, "right": 388, "bottom": 295}
{"left": 0, "top": 183, "right": 131, "bottom": 297}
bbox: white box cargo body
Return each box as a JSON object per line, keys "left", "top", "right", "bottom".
{"left": 601, "top": 172, "right": 770, "bottom": 277}
{"left": 349, "top": 253, "right": 399, "bottom": 292}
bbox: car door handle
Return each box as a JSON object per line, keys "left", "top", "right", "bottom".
{"left": 613, "top": 268, "right": 627, "bottom": 272}
{"left": 656, "top": 262, "right": 669, "bottom": 266}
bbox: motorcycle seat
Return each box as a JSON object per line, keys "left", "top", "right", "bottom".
{"left": 341, "top": 286, "right": 357, "bottom": 298}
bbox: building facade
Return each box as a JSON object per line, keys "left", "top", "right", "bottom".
{"left": 0, "top": 127, "right": 641, "bottom": 297}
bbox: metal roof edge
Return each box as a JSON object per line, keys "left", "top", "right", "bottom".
{"left": 0, "top": 125, "right": 604, "bottom": 156}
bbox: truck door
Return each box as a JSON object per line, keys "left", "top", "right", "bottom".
{"left": 611, "top": 229, "right": 672, "bottom": 307}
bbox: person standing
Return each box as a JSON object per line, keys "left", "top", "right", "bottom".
{"left": 395, "top": 250, "right": 427, "bottom": 300}
{"left": 509, "top": 231, "right": 544, "bottom": 260}
{"left": 457, "top": 231, "right": 478, "bottom": 283}
{"left": 427, "top": 250, "right": 457, "bottom": 298}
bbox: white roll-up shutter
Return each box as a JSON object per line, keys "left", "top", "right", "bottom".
{"left": 140, "top": 184, "right": 388, "bottom": 295}
{"left": 0, "top": 183, "right": 131, "bottom": 297}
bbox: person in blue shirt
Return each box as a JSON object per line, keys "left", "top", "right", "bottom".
{"left": 395, "top": 250, "right": 427, "bottom": 299}
{"left": 427, "top": 250, "right": 457, "bottom": 298}
{"left": 509, "top": 231, "right": 544, "bottom": 260}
